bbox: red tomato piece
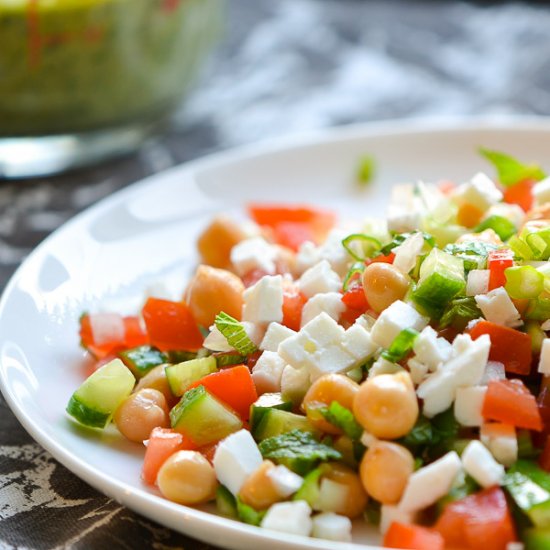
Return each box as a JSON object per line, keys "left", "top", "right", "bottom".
{"left": 141, "top": 428, "right": 197, "bottom": 485}
{"left": 365, "top": 252, "right": 395, "bottom": 266}
{"left": 282, "top": 285, "right": 307, "bottom": 331}
{"left": 341, "top": 284, "right": 368, "bottom": 311}
{"left": 482, "top": 379, "right": 543, "bottom": 431}
{"left": 503, "top": 178, "right": 535, "bottom": 212}
{"left": 539, "top": 436, "right": 550, "bottom": 472}
{"left": 435, "top": 487, "right": 517, "bottom": 550}
{"left": 241, "top": 268, "right": 269, "bottom": 288}
{"left": 272, "top": 221, "right": 315, "bottom": 252}
{"left": 487, "top": 249, "right": 514, "bottom": 291}
{"left": 187, "top": 365, "right": 258, "bottom": 420}
{"left": 123, "top": 316, "right": 149, "bottom": 348}
{"left": 142, "top": 297, "right": 203, "bottom": 352}
{"left": 469, "top": 320, "right": 532, "bottom": 375}
{"left": 383, "top": 522, "right": 444, "bottom": 550}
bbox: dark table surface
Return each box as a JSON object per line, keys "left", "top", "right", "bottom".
{"left": 2, "top": 0, "right": 550, "bottom": 548}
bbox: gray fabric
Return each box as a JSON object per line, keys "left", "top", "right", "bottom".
{"left": 2, "top": 0, "right": 550, "bottom": 547}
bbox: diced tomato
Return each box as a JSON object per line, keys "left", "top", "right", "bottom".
{"left": 142, "top": 428, "right": 197, "bottom": 485}
{"left": 198, "top": 442, "right": 218, "bottom": 464}
{"left": 383, "top": 522, "right": 444, "bottom": 550}
{"left": 248, "top": 204, "right": 336, "bottom": 243}
{"left": 187, "top": 365, "right": 258, "bottom": 420}
{"left": 503, "top": 178, "right": 535, "bottom": 212}
{"left": 80, "top": 313, "right": 149, "bottom": 359}
{"left": 141, "top": 297, "right": 203, "bottom": 352}
{"left": 342, "top": 284, "right": 368, "bottom": 311}
{"left": 488, "top": 249, "right": 514, "bottom": 291}
{"left": 282, "top": 284, "right": 307, "bottom": 331}
{"left": 435, "top": 487, "right": 517, "bottom": 550}
{"left": 469, "top": 320, "right": 532, "bottom": 375}
{"left": 482, "top": 379, "right": 543, "bottom": 431}
{"left": 539, "top": 436, "right": 550, "bottom": 472}
{"left": 365, "top": 252, "right": 395, "bottom": 266}
{"left": 272, "top": 221, "right": 315, "bottom": 252}
{"left": 241, "top": 269, "right": 269, "bottom": 288}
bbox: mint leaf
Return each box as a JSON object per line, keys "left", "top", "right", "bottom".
{"left": 480, "top": 148, "right": 546, "bottom": 187}
{"left": 214, "top": 312, "right": 257, "bottom": 355}
{"left": 258, "top": 429, "right": 341, "bottom": 475}
{"left": 320, "top": 401, "right": 363, "bottom": 440}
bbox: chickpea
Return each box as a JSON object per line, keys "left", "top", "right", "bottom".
{"left": 301, "top": 374, "right": 360, "bottom": 434}
{"left": 186, "top": 265, "right": 244, "bottom": 327}
{"left": 317, "top": 463, "right": 368, "bottom": 518}
{"left": 113, "top": 388, "right": 169, "bottom": 443}
{"left": 361, "top": 263, "right": 410, "bottom": 313}
{"left": 353, "top": 372, "right": 418, "bottom": 439}
{"left": 197, "top": 216, "right": 249, "bottom": 269}
{"left": 157, "top": 450, "right": 217, "bottom": 505}
{"left": 239, "top": 460, "right": 284, "bottom": 510}
{"left": 135, "top": 364, "right": 175, "bottom": 406}
{"left": 359, "top": 441, "right": 414, "bottom": 504}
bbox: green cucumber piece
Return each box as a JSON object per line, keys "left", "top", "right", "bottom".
{"left": 170, "top": 385, "right": 242, "bottom": 445}
{"left": 216, "top": 485, "right": 237, "bottom": 518}
{"left": 66, "top": 358, "right": 135, "bottom": 429}
{"left": 165, "top": 356, "right": 217, "bottom": 396}
{"left": 505, "top": 470, "right": 550, "bottom": 528}
{"left": 250, "top": 393, "right": 293, "bottom": 435}
{"left": 412, "top": 248, "right": 465, "bottom": 319}
{"left": 525, "top": 526, "right": 550, "bottom": 549}
{"left": 254, "top": 408, "right": 317, "bottom": 442}
{"left": 118, "top": 345, "right": 167, "bottom": 378}
{"left": 293, "top": 468, "right": 322, "bottom": 506}
{"left": 213, "top": 352, "right": 246, "bottom": 367}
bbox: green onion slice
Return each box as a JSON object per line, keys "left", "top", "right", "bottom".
{"left": 342, "top": 234, "right": 381, "bottom": 261}
{"left": 214, "top": 312, "right": 258, "bottom": 356}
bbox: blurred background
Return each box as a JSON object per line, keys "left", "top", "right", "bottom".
{"left": 2, "top": 0, "right": 550, "bottom": 548}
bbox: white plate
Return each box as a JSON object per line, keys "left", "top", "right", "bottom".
{"left": 2, "top": 118, "right": 550, "bottom": 550}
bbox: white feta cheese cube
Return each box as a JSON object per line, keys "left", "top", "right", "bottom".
{"left": 314, "top": 478, "right": 349, "bottom": 513}
{"left": 295, "top": 241, "right": 320, "bottom": 276}
{"left": 467, "top": 269, "right": 490, "bottom": 296}
{"left": 260, "top": 322, "right": 296, "bottom": 352}
{"left": 302, "top": 311, "right": 346, "bottom": 347}
{"left": 251, "top": 351, "right": 287, "bottom": 394}
{"left": 309, "top": 344, "right": 355, "bottom": 381}
{"left": 387, "top": 184, "right": 421, "bottom": 233}
{"left": 413, "top": 326, "right": 453, "bottom": 371}
{"left": 341, "top": 323, "right": 378, "bottom": 361}
{"left": 399, "top": 451, "right": 462, "bottom": 512}
{"left": 298, "top": 260, "right": 341, "bottom": 298}
{"left": 281, "top": 365, "right": 310, "bottom": 404}
{"left": 213, "top": 430, "right": 263, "bottom": 496}
{"left": 371, "top": 300, "right": 429, "bottom": 349}
{"left": 454, "top": 386, "right": 487, "bottom": 427}
{"left": 318, "top": 228, "right": 355, "bottom": 276}
{"left": 481, "top": 423, "right": 518, "bottom": 467}
{"left": 461, "top": 440, "right": 505, "bottom": 488}
{"left": 368, "top": 357, "right": 404, "bottom": 378}
{"left": 393, "top": 232, "right": 425, "bottom": 274}
{"left": 538, "top": 338, "right": 550, "bottom": 375}
{"left": 266, "top": 465, "right": 303, "bottom": 498}
{"left": 408, "top": 358, "right": 429, "bottom": 385}
{"left": 452, "top": 172, "right": 503, "bottom": 212}
{"left": 301, "top": 292, "right": 346, "bottom": 327}
{"left": 311, "top": 513, "right": 352, "bottom": 542}
{"left": 533, "top": 176, "right": 550, "bottom": 206}
{"left": 485, "top": 203, "right": 525, "bottom": 229}
{"left": 417, "top": 334, "right": 490, "bottom": 417}
{"left": 242, "top": 275, "right": 283, "bottom": 325}
{"left": 261, "top": 501, "right": 312, "bottom": 537}
{"left": 380, "top": 505, "right": 417, "bottom": 535}
{"left": 480, "top": 361, "right": 506, "bottom": 385}
{"left": 230, "top": 237, "right": 277, "bottom": 276}
{"left": 475, "top": 287, "right": 522, "bottom": 328}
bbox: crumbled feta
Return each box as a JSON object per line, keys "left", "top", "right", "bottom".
{"left": 230, "top": 237, "right": 277, "bottom": 276}
{"left": 251, "top": 351, "right": 287, "bottom": 394}
{"left": 280, "top": 365, "right": 310, "bottom": 404}
{"left": 266, "top": 465, "right": 303, "bottom": 497}
{"left": 213, "top": 430, "right": 263, "bottom": 496}
{"left": 485, "top": 203, "right": 525, "bottom": 229}
{"left": 368, "top": 357, "right": 404, "bottom": 378}
{"left": 318, "top": 228, "right": 355, "bottom": 276}
{"left": 311, "top": 513, "right": 352, "bottom": 542}
{"left": 461, "top": 440, "right": 505, "bottom": 488}
{"left": 481, "top": 423, "right": 518, "bottom": 467}
{"left": 314, "top": 478, "right": 349, "bottom": 513}
{"left": 408, "top": 358, "right": 429, "bottom": 385}
{"left": 399, "top": 451, "right": 462, "bottom": 512}
{"left": 475, "top": 287, "right": 522, "bottom": 328}
{"left": 261, "top": 501, "right": 312, "bottom": 537}
{"left": 412, "top": 326, "right": 453, "bottom": 372}
{"left": 387, "top": 184, "right": 421, "bottom": 233}
{"left": 466, "top": 269, "right": 490, "bottom": 296}
{"left": 341, "top": 322, "right": 378, "bottom": 360}
{"left": 260, "top": 322, "right": 296, "bottom": 352}
{"left": 533, "top": 177, "right": 550, "bottom": 206}
{"left": 297, "top": 260, "right": 341, "bottom": 298}
{"left": 417, "top": 334, "right": 490, "bottom": 417}
{"left": 379, "top": 505, "right": 417, "bottom": 535}
{"left": 295, "top": 241, "right": 320, "bottom": 276}
{"left": 242, "top": 275, "right": 283, "bottom": 325}
{"left": 480, "top": 361, "right": 506, "bottom": 385}
{"left": 452, "top": 172, "right": 503, "bottom": 212}
{"left": 538, "top": 338, "right": 550, "bottom": 375}
{"left": 301, "top": 292, "right": 345, "bottom": 327}
{"left": 393, "top": 232, "right": 425, "bottom": 274}
{"left": 370, "top": 300, "right": 429, "bottom": 349}
{"left": 454, "top": 386, "right": 487, "bottom": 427}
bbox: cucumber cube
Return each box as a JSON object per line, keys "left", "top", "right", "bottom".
{"left": 250, "top": 393, "right": 293, "bottom": 434}
{"left": 118, "top": 345, "right": 167, "bottom": 378}
{"left": 66, "top": 358, "right": 135, "bottom": 429}
{"left": 165, "top": 356, "right": 217, "bottom": 396}
{"left": 254, "top": 408, "right": 317, "bottom": 441}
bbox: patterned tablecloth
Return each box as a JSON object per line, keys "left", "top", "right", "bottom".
{"left": 2, "top": 0, "right": 550, "bottom": 548}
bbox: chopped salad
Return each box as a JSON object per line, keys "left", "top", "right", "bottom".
{"left": 68, "top": 149, "right": 550, "bottom": 549}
